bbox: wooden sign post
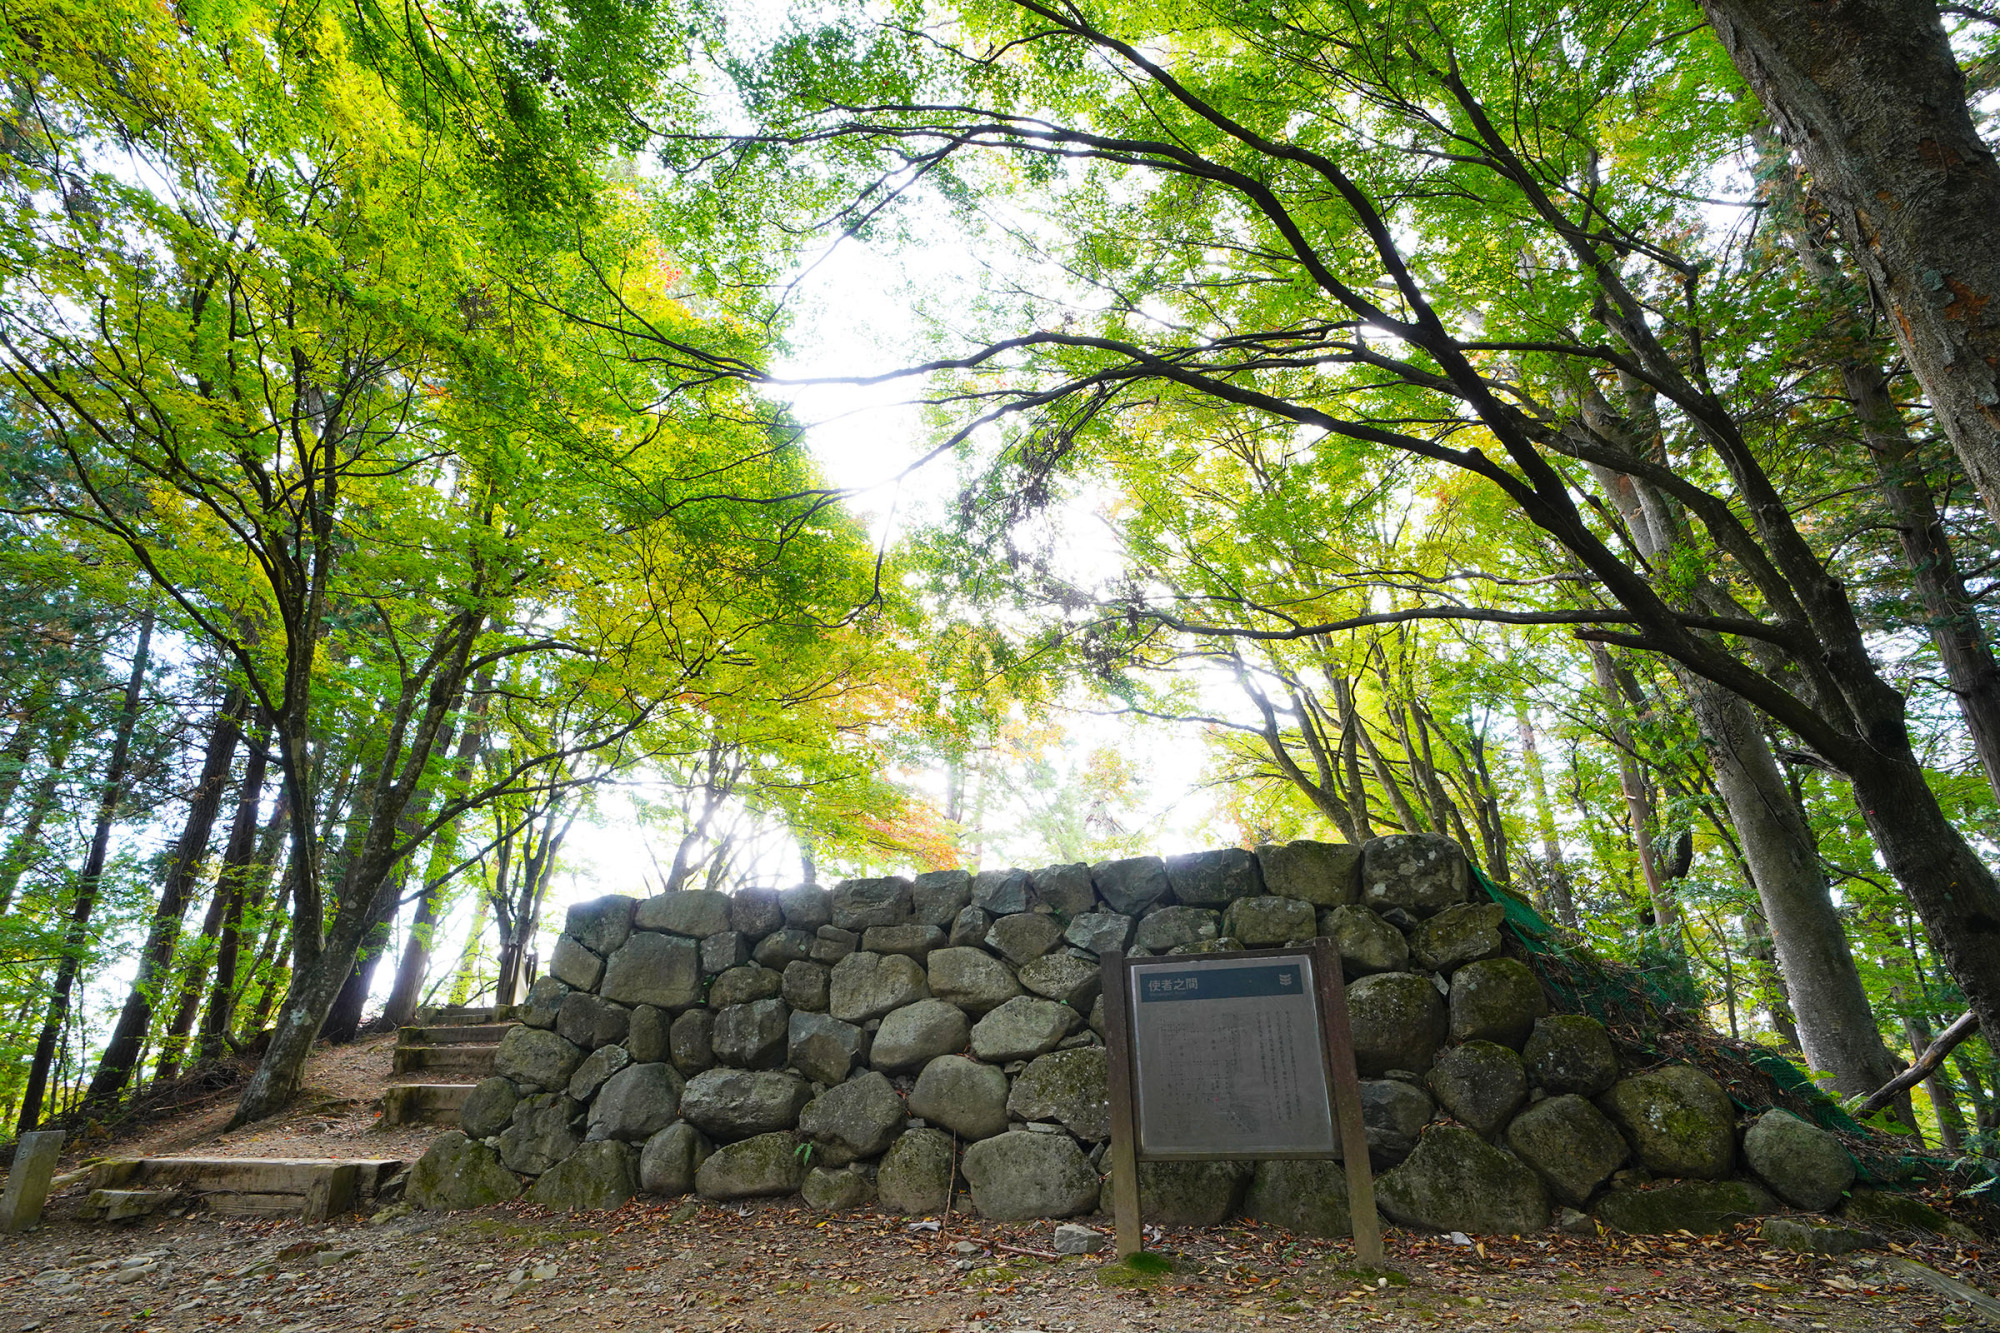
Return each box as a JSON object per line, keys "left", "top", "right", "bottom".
{"left": 1101, "top": 938, "right": 1382, "bottom": 1264}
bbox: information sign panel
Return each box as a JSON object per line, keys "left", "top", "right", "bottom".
{"left": 1127, "top": 954, "right": 1336, "bottom": 1157}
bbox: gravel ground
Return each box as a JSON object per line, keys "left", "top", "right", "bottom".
{"left": 1, "top": 1192, "right": 1993, "bottom": 1333}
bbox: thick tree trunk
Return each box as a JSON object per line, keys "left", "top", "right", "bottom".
{"left": 17, "top": 610, "right": 154, "bottom": 1131}
{"left": 1701, "top": 0, "right": 2000, "bottom": 532}
{"left": 196, "top": 734, "right": 274, "bottom": 1063}
{"left": 83, "top": 682, "right": 249, "bottom": 1112}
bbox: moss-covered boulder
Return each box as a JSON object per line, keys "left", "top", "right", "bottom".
{"left": 1596, "top": 1064, "right": 1735, "bottom": 1180}
{"left": 909, "top": 1054, "right": 1011, "bottom": 1140}
{"left": 408, "top": 1131, "right": 522, "bottom": 1212}
{"left": 1256, "top": 839, "right": 1362, "bottom": 908}
{"left": 1359, "top": 1077, "right": 1435, "bottom": 1169}
{"left": 1375, "top": 1125, "right": 1550, "bottom": 1235}
{"left": 493, "top": 1025, "right": 586, "bottom": 1092}
{"left": 1134, "top": 1160, "right": 1253, "bottom": 1226}
{"left": 1523, "top": 1015, "right": 1618, "bottom": 1096}
{"left": 1742, "top": 1110, "right": 1855, "bottom": 1211}
{"left": 1361, "top": 833, "right": 1470, "bottom": 917}
{"left": 1427, "top": 1041, "right": 1527, "bottom": 1137}
{"left": 1409, "top": 903, "right": 1506, "bottom": 974}
{"left": 1319, "top": 905, "right": 1410, "bottom": 977}
{"left": 798, "top": 1070, "right": 907, "bottom": 1166}
{"left": 639, "top": 1121, "right": 711, "bottom": 1196}
{"left": 962, "top": 1131, "right": 1100, "bottom": 1220}
{"left": 1761, "top": 1217, "right": 1879, "bottom": 1254}
{"left": 1841, "top": 1188, "right": 1983, "bottom": 1243}
{"left": 459, "top": 1075, "right": 519, "bottom": 1140}
{"left": 694, "top": 1131, "right": 806, "bottom": 1199}
{"left": 1447, "top": 958, "right": 1548, "bottom": 1049}
{"left": 496, "top": 1093, "right": 583, "bottom": 1174}
{"left": 1222, "top": 895, "right": 1318, "bottom": 946}
{"left": 877, "top": 1127, "right": 956, "bottom": 1214}
{"left": 1007, "top": 1047, "right": 1111, "bottom": 1141}
{"left": 1244, "top": 1159, "right": 1353, "bottom": 1237}
{"left": 1594, "top": 1180, "right": 1777, "bottom": 1234}
{"left": 1504, "top": 1095, "right": 1628, "bottom": 1207}
{"left": 1347, "top": 972, "right": 1449, "bottom": 1074}
{"left": 803, "top": 1165, "right": 877, "bottom": 1211}
{"left": 526, "top": 1139, "right": 638, "bottom": 1212}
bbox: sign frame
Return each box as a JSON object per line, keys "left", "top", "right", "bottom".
{"left": 1100, "top": 938, "right": 1382, "bottom": 1264}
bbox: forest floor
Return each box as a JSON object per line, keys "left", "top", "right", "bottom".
{"left": 4, "top": 1037, "right": 1998, "bottom": 1333}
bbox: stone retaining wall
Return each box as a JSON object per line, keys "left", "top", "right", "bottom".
{"left": 409, "top": 833, "right": 1864, "bottom": 1238}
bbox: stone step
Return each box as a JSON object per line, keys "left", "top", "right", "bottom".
{"left": 87, "top": 1157, "right": 403, "bottom": 1222}
{"left": 379, "top": 1083, "right": 475, "bottom": 1127}
{"left": 414, "top": 1004, "right": 516, "bottom": 1025}
{"left": 398, "top": 1023, "right": 513, "bottom": 1047}
{"left": 392, "top": 1044, "right": 498, "bottom": 1077}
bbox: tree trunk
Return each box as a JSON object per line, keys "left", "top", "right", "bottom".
{"left": 1587, "top": 644, "right": 1671, "bottom": 926}
{"left": 0, "top": 711, "right": 79, "bottom": 915}
{"left": 16, "top": 609, "right": 154, "bottom": 1131}
{"left": 196, "top": 732, "right": 275, "bottom": 1063}
{"left": 82, "top": 681, "right": 249, "bottom": 1113}
{"left": 1515, "top": 702, "right": 1579, "bottom": 927}
{"left": 1700, "top": 0, "right": 2000, "bottom": 533}
{"left": 1903, "top": 1010, "right": 1969, "bottom": 1154}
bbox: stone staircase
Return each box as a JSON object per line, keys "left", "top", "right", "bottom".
{"left": 81, "top": 1156, "right": 404, "bottom": 1221}
{"left": 379, "top": 1004, "right": 515, "bottom": 1128}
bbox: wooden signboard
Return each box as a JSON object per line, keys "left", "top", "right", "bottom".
{"left": 1100, "top": 939, "right": 1382, "bottom": 1263}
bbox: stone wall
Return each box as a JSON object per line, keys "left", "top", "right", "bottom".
{"left": 409, "top": 832, "right": 1864, "bottom": 1238}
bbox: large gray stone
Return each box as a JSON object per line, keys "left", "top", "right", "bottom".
{"left": 627, "top": 1005, "right": 670, "bottom": 1063}
{"left": 636, "top": 889, "right": 734, "bottom": 939}
{"left": 788, "top": 1010, "right": 872, "bottom": 1085}
{"left": 1743, "top": 1110, "right": 1855, "bottom": 1211}
{"left": 640, "top": 1121, "right": 712, "bottom": 1196}
{"left": 1007, "top": 1047, "right": 1110, "bottom": 1141}
{"left": 1595, "top": 1180, "right": 1778, "bottom": 1234}
{"left": 912, "top": 870, "right": 973, "bottom": 926}
{"left": 1256, "top": 840, "right": 1362, "bottom": 908}
{"left": 928, "top": 947, "right": 1023, "bottom": 1015}
{"left": 1448, "top": 957, "right": 1549, "bottom": 1048}
{"left": 831, "top": 876, "right": 914, "bottom": 931}
{"left": 1761, "top": 1216, "right": 1881, "bottom": 1255}
{"left": 1222, "top": 895, "right": 1317, "bottom": 946}
{"left": 782, "top": 959, "right": 831, "bottom": 1012}
{"left": 1409, "top": 903, "right": 1506, "bottom": 974}
{"left": 708, "top": 963, "right": 783, "bottom": 1008}
{"left": 863, "top": 922, "right": 947, "bottom": 959}
{"left": 971, "top": 996, "right": 1079, "bottom": 1062}
{"left": 949, "top": 905, "right": 993, "bottom": 948}
{"left": 550, "top": 935, "right": 605, "bottom": 991}
{"left": 780, "top": 884, "right": 832, "bottom": 930}
{"left": 1136, "top": 1160, "right": 1252, "bottom": 1226}
{"left": 526, "top": 1140, "right": 637, "bottom": 1211}
{"left": 588, "top": 1062, "right": 686, "bottom": 1142}
{"left": 1375, "top": 1125, "right": 1550, "bottom": 1235}
{"left": 409, "top": 1132, "right": 522, "bottom": 1211}
{"left": 1359, "top": 1078, "right": 1435, "bottom": 1169}
{"left": 1064, "top": 912, "right": 1134, "bottom": 955}
{"left": 908, "top": 1055, "right": 1011, "bottom": 1139}
{"left": 712, "top": 998, "right": 790, "bottom": 1070}
{"left": 1524, "top": 1015, "right": 1619, "bottom": 1096}
{"left": 1245, "top": 1159, "right": 1352, "bottom": 1236}
{"left": 730, "top": 888, "right": 785, "bottom": 938}
{"left": 494, "top": 1026, "right": 586, "bottom": 1092}
{"left": 803, "top": 1166, "right": 877, "bottom": 1211}
{"left": 871, "top": 998, "right": 970, "bottom": 1073}
{"left": 829, "top": 951, "right": 931, "bottom": 1023}
{"left": 461, "top": 1076, "right": 520, "bottom": 1140}
{"left": 754, "top": 927, "right": 817, "bottom": 969}
{"left": 518, "top": 975, "right": 569, "bottom": 1030}
{"left": 497, "top": 1093, "right": 583, "bottom": 1174}
{"left": 1427, "top": 1041, "right": 1528, "bottom": 1137}
{"left": 986, "top": 913, "right": 1063, "bottom": 965}
{"left": 1017, "top": 953, "right": 1100, "bottom": 1009}
{"left": 1505, "top": 1094, "right": 1628, "bottom": 1207}
{"left": 679, "top": 1068, "right": 812, "bottom": 1141}
{"left": 565, "top": 895, "right": 637, "bottom": 956}
{"left": 558, "top": 991, "right": 631, "bottom": 1050}
{"left": 1091, "top": 856, "right": 1171, "bottom": 915}
{"left": 696, "top": 1132, "right": 805, "bottom": 1199}
{"left": 1165, "top": 848, "right": 1264, "bottom": 906}
{"left": 962, "top": 1132, "right": 1099, "bottom": 1220}
{"left": 1319, "top": 905, "right": 1411, "bottom": 976}
{"left": 799, "top": 1070, "right": 908, "bottom": 1165}
{"left": 1361, "top": 833, "right": 1471, "bottom": 917}
{"left": 971, "top": 868, "right": 1032, "bottom": 915}
{"left": 1597, "top": 1065, "right": 1736, "bottom": 1180}
{"left": 877, "top": 1128, "right": 956, "bottom": 1214}
{"left": 1347, "top": 972, "right": 1448, "bottom": 1075}
{"left": 1133, "top": 906, "right": 1219, "bottom": 952}
{"left": 568, "top": 1043, "right": 632, "bottom": 1101}
{"left": 600, "top": 932, "right": 702, "bottom": 1010}
{"left": 811, "top": 924, "right": 859, "bottom": 965}
{"left": 669, "top": 1008, "right": 714, "bottom": 1074}
{"left": 701, "top": 930, "right": 750, "bottom": 974}
{"left": 1029, "top": 862, "right": 1097, "bottom": 917}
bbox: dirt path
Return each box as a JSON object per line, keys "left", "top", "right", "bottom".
{"left": 2, "top": 1193, "right": 1993, "bottom": 1333}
